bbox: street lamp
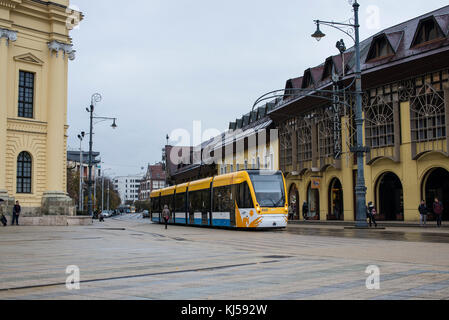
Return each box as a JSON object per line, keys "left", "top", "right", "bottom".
{"left": 86, "top": 93, "right": 118, "bottom": 217}
{"left": 312, "top": 0, "right": 369, "bottom": 228}
{"left": 77, "top": 132, "right": 85, "bottom": 213}
{"left": 311, "top": 23, "right": 326, "bottom": 41}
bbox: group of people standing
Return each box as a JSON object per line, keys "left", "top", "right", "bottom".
{"left": 419, "top": 198, "right": 444, "bottom": 227}
{"left": 0, "top": 200, "right": 21, "bottom": 227}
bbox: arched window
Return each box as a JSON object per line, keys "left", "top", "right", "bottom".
{"left": 17, "top": 152, "right": 32, "bottom": 194}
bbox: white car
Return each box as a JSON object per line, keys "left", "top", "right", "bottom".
{"left": 102, "top": 211, "right": 112, "bottom": 218}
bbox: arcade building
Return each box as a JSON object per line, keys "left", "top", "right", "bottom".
{"left": 272, "top": 6, "right": 449, "bottom": 222}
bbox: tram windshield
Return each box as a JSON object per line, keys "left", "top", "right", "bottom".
{"left": 249, "top": 172, "right": 285, "bottom": 208}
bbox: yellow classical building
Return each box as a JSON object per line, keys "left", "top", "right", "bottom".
{"left": 272, "top": 6, "right": 449, "bottom": 222}
{"left": 0, "top": 0, "right": 81, "bottom": 219}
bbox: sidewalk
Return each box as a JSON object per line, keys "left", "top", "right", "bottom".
{"left": 289, "top": 219, "right": 449, "bottom": 229}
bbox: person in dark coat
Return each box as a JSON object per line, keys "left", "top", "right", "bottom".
{"left": 367, "top": 201, "right": 378, "bottom": 228}
{"left": 418, "top": 200, "right": 428, "bottom": 227}
{"left": 302, "top": 202, "right": 309, "bottom": 221}
{"left": 12, "top": 201, "right": 21, "bottom": 226}
{"left": 433, "top": 198, "right": 444, "bottom": 228}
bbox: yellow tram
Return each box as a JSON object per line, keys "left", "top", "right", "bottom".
{"left": 150, "top": 170, "right": 288, "bottom": 229}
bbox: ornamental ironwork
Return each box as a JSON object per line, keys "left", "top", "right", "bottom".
{"left": 317, "top": 106, "right": 337, "bottom": 159}
{"left": 410, "top": 83, "right": 446, "bottom": 142}
{"left": 279, "top": 122, "right": 293, "bottom": 169}
{"left": 297, "top": 116, "right": 313, "bottom": 163}
{"left": 364, "top": 95, "right": 395, "bottom": 148}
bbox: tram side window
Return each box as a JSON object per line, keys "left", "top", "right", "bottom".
{"left": 213, "top": 186, "right": 233, "bottom": 212}
{"left": 175, "top": 193, "right": 186, "bottom": 212}
{"left": 189, "top": 190, "right": 202, "bottom": 212}
{"left": 151, "top": 197, "right": 160, "bottom": 212}
{"left": 161, "top": 195, "right": 174, "bottom": 211}
{"left": 202, "top": 189, "right": 211, "bottom": 212}
{"left": 236, "top": 182, "right": 254, "bottom": 209}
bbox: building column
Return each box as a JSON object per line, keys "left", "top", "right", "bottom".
{"left": 0, "top": 28, "right": 17, "bottom": 209}
{"left": 41, "top": 41, "right": 76, "bottom": 216}
{"left": 400, "top": 101, "right": 420, "bottom": 221}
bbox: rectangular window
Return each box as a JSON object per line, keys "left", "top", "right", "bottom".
{"left": 18, "top": 71, "right": 35, "bottom": 119}
{"left": 213, "top": 186, "right": 233, "bottom": 212}
{"left": 175, "top": 193, "right": 186, "bottom": 212}
{"left": 236, "top": 182, "right": 254, "bottom": 209}
{"left": 188, "top": 191, "right": 202, "bottom": 212}
{"left": 201, "top": 189, "right": 211, "bottom": 212}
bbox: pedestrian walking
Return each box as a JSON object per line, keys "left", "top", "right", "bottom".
{"left": 367, "top": 201, "right": 378, "bottom": 228}
{"left": 418, "top": 200, "right": 428, "bottom": 227}
{"left": 433, "top": 198, "right": 444, "bottom": 228}
{"left": 162, "top": 205, "right": 170, "bottom": 230}
{"left": 302, "top": 202, "right": 309, "bottom": 220}
{"left": 12, "top": 200, "right": 21, "bottom": 226}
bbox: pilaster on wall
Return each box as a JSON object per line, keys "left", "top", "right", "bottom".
{"left": 340, "top": 116, "right": 355, "bottom": 221}
{"left": 400, "top": 101, "right": 420, "bottom": 221}
{"left": 0, "top": 28, "right": 17, "bottom": 197}
{"left": 46, "top": 41, "right": 71, "bottom": 193}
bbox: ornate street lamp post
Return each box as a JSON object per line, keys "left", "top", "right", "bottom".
{"left": 77, "top": 131, "right": 85, "bottom": 212}
{"left": 86, "top": 93, "right": 118, "bottom": 217}
{"left": 312, "top": 0, "right": 369, "bottom": 228}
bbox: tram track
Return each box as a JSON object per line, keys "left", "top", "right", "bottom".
{"left": 0, "top": 259, "right": 283, "bottom": 293}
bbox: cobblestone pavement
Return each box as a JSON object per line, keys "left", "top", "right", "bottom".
{"left": 1, "top": 214, "right": 449, "bottom": 300}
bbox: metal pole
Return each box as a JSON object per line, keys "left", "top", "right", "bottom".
{"left": 352, "top": 0, "right": 369, "bottom": 228}
{"left": 87, "top": 104, "right": 94, "bottom": 217}
{"left": 107, "top": 181, "right": 110, "bottom": 211}
{"left": 79, "top": 139, "right": 83, "bottom": 212}
{"left": 94, "top": 168, "right": 97, "bottom": 212}
{"left": 102, "top": 173, "right": 104, "bottom": 212}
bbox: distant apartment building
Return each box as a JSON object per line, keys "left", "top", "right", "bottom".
{"left": 139, "top": 163, "right": 166, "bottom": 201}
{"left": 113, "top": 175, "right": 143, "bottom": 204}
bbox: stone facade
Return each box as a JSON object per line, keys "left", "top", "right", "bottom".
{"left": 0, "top": 0, "right": 82, "bottom": 223}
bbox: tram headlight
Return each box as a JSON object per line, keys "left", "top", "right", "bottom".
{"left": 284, "top": 205, "right": 288, "bottom": 213}
{"left": 256, "top": 204, "right": 261, "bottom": 214}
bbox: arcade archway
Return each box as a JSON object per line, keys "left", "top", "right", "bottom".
{"left": 288, "top": 184, "right": 300, "bottom": 220}
{"left": 307, "top": 182, "right": 320, "bottom": 220}
{"left": 328, "top": 178, "right": 344, "bottom": 221}
{"left": 423, "top": 167, "right": 449, "bottom": 221}
{"left": 376, "top": 172, "right": 404, "bottom": 221}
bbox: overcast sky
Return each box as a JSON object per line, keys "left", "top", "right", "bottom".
{"left": 66, "top": 0, "right": 449, "bottom": 177}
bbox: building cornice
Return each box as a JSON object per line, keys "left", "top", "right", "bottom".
{"left": 0, "top": 0, "right": 22, "bottom": 9}
{"left": 30, "top": 0, "right": 67, "bottom": 9}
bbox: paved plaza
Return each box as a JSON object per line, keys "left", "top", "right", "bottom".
{"left": 1, "top": 214, "right": 449, "bottom": 300}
